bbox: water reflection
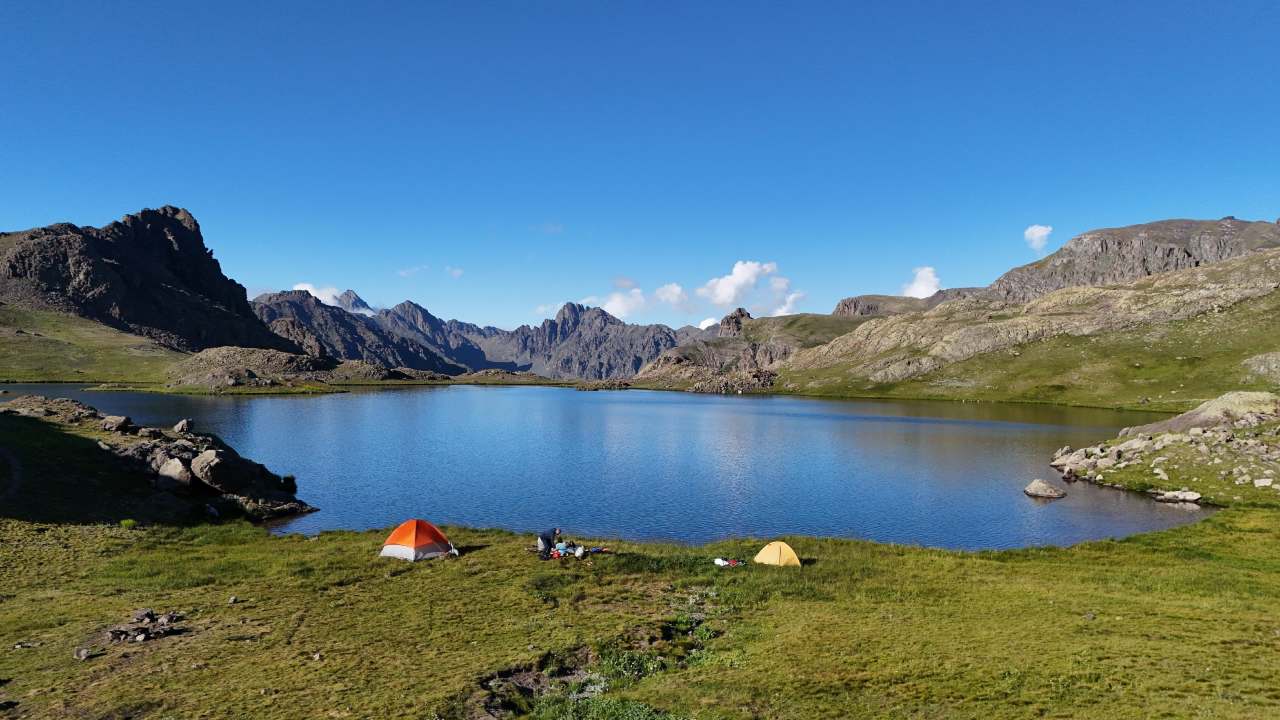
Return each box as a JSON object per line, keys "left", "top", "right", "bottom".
{"left": 2, "top": 384, "right": 1205, "bottom": 549}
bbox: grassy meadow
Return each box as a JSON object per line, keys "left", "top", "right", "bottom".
{"left": 0, "top": 304, "right": 182, "bottom": 384}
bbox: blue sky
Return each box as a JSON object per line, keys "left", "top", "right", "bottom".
{"left": 2, "top": 1, "right": 1278, "bottom": 329}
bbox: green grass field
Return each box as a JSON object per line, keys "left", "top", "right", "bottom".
{"left": 0, "top": 304, "right": 184, "bottom": 384}
{"left": 3, "top": 410, "right": 1280, "bottom": 718}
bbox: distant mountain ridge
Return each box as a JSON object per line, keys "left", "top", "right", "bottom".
{"left": 251, "top": 290, "right": 463, "bottom": 374}
{"left": 250, "top": 289, "right": 702, "bottom": 380}
{"left": 0, "top": 206, "right": 296, "bottom": 352}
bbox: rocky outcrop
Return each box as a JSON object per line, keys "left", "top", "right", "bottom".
{"left": 1118, "top": 392, "right": 1280, "bottom": 437}
{"left": 790, "top": 249, "right": 1280, "bottom": 385}
{"left": 989, "top": 217, "right": 1280, "bottom": 303}
{"left": 0, "top": 206, "right": 297, "bottom": 352}
{"left": 1049, "top": 392, "right": 1280, "bottom": 505}
{"left": 165, "top": 346, "right": 449, "bottom": 390}
{"left": 0, "top": 395, "right": 314, "bottom": 520}
{"left": 832, "top": 288, "right": 982, "bottom": 318}
{"left": 252, "top": 291, "right": 463, "bottom": 374}
{"left": 1243, "top": 353, "right": 1280, "bottom": 383}
{"left": 717, "top": 308, "right": 752, "bottom": 337}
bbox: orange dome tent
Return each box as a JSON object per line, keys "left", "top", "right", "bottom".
{"left": 380, "top": 519, "right": 455, "bottom": 561}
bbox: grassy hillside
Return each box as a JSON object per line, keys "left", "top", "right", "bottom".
{"left": 781, "top": 289, "right": 1280, "bottom": 412}
{"left": 0, "top": 303, "right": 183, "bottom": 383}
{"left": 3, "top": 405, "right": 1280, "bottom": 718}
{"left": 738, "top": 312, "right": 870, "bottom": 349}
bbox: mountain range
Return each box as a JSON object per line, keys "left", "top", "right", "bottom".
{"left": 2, "top": 207, "right": 1278, "bottom": 397}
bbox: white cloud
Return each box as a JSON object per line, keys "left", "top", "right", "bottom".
{"left": 900, "top": 267, "right": 941, "bottom": 299}
{"left": 1024, "top": 224, "right": 1053, "bottom": 253}
{"left": 654, "top": 282, "right": 689, "bottom": 309}
{"left": 445, "top": 265, "right": 464, "bottom": 279}
{"left": 613, "top": 276, "right": 637, "bottom": 289}
{"left": 601, "top": 288, "right": 646, "bottom": 319}
{"left": 696, "top": 260, "right": 778, "bottom": 306}
{"left": 771, "top": 291, "right": 806, "bottom": 316}
{"left": 293, "top": 283, "right": 343, "bottom": 306}
{"left": 397, "top": 264, "right": 429, "bottom": 277}
{"left": 697, "top": 317, "right": 718, "bottom": 330}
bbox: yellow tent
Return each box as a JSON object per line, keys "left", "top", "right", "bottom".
{"left": 752, "top": 541, "right": 801, "bottom": 567}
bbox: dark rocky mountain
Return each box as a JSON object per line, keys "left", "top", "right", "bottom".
{"left": 376, "top": 301, "right": 505, "bottom": 371}
{"left": 988, "top": 217, "right": 1280, "bottom": 303}
{"left": 251, "top": 290, "right": 463, "bottom": 374}
{"left": 0, "top": 206, "right": 296, "bottom": 352}
{"left": 443, "top": 303, "right": 684, "bottom": 380}
{"left": 832, "top": 288, "right": 982, "bottom": 318}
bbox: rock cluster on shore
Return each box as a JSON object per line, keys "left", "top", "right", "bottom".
{"left": 0, "top": 395, "right": 314, "bottom": 520}
{"left": 1049, "top": 392, "right": 1280, "bottom": 505}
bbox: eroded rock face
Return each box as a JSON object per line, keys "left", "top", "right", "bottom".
{"left": 790, "top": 250, "right": 1280, "bottom": 385}
{"left": 988, "top": 217, "right": 1280, "bottom": 303}
{"left": 0, "top": 206, "right": 298, "bottom": 352}
{"left": 717, "top": 308, "right": 752, "bottom": 338}
{"left": 832, "top": 288, "right": 982, "bottom": 318}
{"left": 0, "top": 395, "right": 314, "bottom": 521}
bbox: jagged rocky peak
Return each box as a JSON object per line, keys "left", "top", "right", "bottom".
{"left": 718, "top": 308, "right": 752, "bottom": 337}
{"left": 988, "top": 216, "right": 1280, "bottom": 303}
{"left": 0, "top": 206, "right": 297, "bottom": 352}
{"left": 336, "top": 289, "right": 375, "bottom": 316}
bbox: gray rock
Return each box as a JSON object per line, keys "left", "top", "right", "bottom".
{"left": 173, "top": 418, "right": 193, "bottom": 433}
{"left": 157, "top": 457, "right": 193, "bottom": 486}
{"left": 988, "top": 217, "right": 1280, "bottom": 303}
{"left": 101, "top": 415, "right": 133, "bottom": 432}
{"left": 1024, "top": 479, "right": 1067, "bottom": 499}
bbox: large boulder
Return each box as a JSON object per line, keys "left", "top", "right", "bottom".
{"left": 101, "top": 415, "right": 133, "bottom": 433}
{"left": 1024, "top": 479, "right": 1067, "bottom": 499}
{"left": 1243, "top": 353, "right": 1280, "bottom": 383}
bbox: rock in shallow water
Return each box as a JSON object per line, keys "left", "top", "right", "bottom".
{"left": 1025, "top": 479, "right": 1067, "bottom": 499}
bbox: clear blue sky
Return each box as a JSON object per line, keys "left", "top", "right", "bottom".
{"left": 3, "top": 1, "right": 1278, "bottom": 329}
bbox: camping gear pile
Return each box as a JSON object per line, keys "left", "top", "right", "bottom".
{"left": 380, "top": 519, "right": 457, "bottom": 561}
{"left": 547, "top": 541, "right": 609, "bottom": 560}
{"left": 712, "top": 557, "right": 745, "bottom": 567}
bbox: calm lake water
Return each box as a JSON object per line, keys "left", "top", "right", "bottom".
{"left": 4, "top": 384, "right": 1208, "bottom": 549}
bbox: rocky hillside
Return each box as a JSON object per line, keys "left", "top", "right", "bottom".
{"left": 782, "top": 248, "right": 1280, "bottom": 407}
{"left": 635, "top": 310, "right": 868, "bottom": 392}
{"left": 251, "top": 290, "right": 464, "bottom": 374}
{"left": 832, "top": 288, "right": 982, "bottom": 317}
{"left": 988, "top": 217, "right": 1280, "bottom": 303}
{"left": 0, "top": 206, "right": 296, "bottom": 352}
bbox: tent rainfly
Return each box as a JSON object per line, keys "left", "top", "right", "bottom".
{"left": 380, "top": 519, "right": 455, "bottom": 561}
{"left": 752, "top": 540, "right": 801, "bottom": 567}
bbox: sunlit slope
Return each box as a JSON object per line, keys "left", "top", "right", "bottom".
{"left": 0, "top": 303, "right": 183, "bottom": 383}
{"left": 782, "top": 250, "right": 1280, "bottom": 411}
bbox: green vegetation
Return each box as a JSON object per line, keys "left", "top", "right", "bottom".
{"left": 0, "top": 304, "right": 183, "bottom": 383}
{"left": 781, "top": 291, "right": 1280, "bottom": 412}
{"left": 4, "top": 412, "right": 1280, "bottom": 718}
{"left": 739, "top": 313, "right": 870, "bottom": 349}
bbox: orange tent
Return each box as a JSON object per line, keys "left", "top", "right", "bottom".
{"left": 380, "top": 519, "right": 455, "bottom": 561}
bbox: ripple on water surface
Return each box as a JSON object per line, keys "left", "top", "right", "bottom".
{"left": 3, "top": 384, "right": 1210, "bottom": 549}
